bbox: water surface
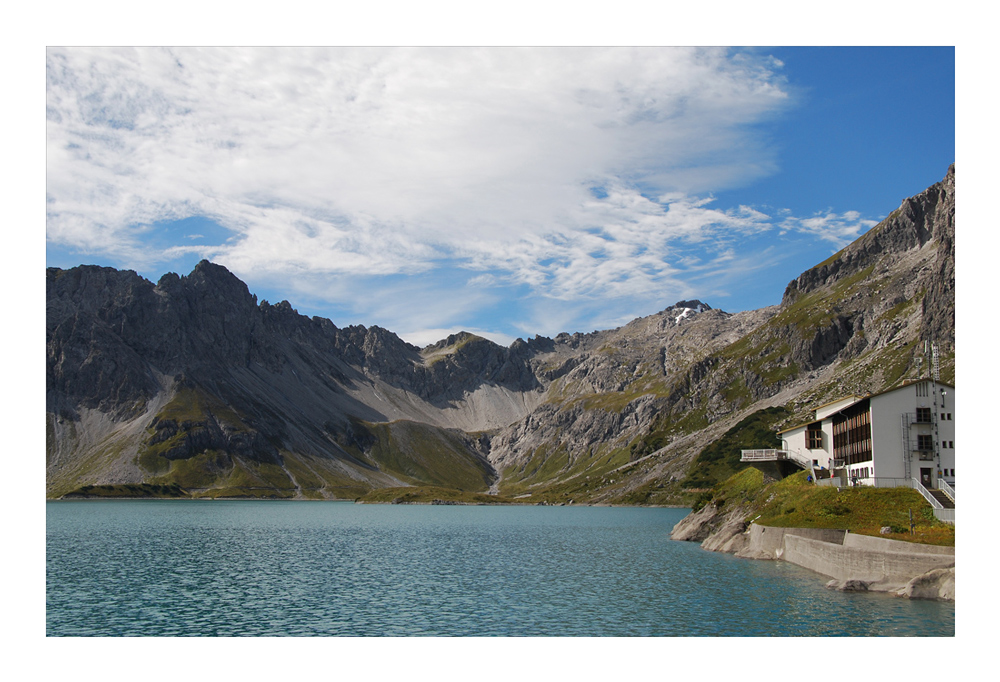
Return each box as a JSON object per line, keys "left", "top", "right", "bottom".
{"left": 46, "top": 501, "right": 954, "bottom": 636}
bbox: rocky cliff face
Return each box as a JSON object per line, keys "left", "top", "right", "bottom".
{"left": 46, "top": 166, "right": 956, "bottom": 500}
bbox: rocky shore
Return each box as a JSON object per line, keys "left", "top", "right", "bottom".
{"left": 671, "top": 503, "right": 955, "bottom": 602}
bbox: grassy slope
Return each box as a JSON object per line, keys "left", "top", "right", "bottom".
{"left": 363, "top": 421, "right": 493, "bottom": 491}
{"left": 706, "top": 469, "right": 954, "bottom": 546}
{"left": 356, "top": 486, "right": 511, "bottom": 505}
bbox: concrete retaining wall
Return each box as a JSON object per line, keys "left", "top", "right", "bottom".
{"left": 782, "top": 534, "right": 954, "bottom": 586}
{"left": 842, "top": 532, "right": 955, "bottom": 556}
{"left": 745, "top": 524, "right": 847, "bottom": 558}
{"left": 745, "top": 524, "right": 954, "bottom": 588}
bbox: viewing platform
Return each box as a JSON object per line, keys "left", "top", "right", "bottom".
{"left": 740, "top": 448, "right": 813, "bottom": 480}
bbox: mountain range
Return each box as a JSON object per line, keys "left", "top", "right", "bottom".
{"left": 46, "top": 165, "right": 955, "bottom": 502}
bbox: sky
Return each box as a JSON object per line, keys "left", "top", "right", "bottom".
{"left": 45, "top": 46, "right": 955, "bottom": 347}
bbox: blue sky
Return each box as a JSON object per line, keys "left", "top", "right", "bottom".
{"left": 45, "top": 46, "right": 955, "bottom": 347}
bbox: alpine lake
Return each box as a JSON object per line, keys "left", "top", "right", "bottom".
{"left": 46, "top": 500, "right": 954, "bottom": 636}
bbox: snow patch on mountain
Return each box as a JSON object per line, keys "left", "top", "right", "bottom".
{"left": 671, "top": 300, "right": 712, "bottom": 325}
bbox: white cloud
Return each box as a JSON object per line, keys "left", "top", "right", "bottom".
{"left": 46, "top": 47, "right": 790, "bottom": 283}
{"left": 46, "top": 47, "right": 881, "bottom": 338}
{"left": 780, "top": 210, "right": 880, "bottom": 249}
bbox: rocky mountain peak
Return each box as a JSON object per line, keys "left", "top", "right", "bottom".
{"left": 782, "top": 166, "right": 955, "bottom": 306}
{"left": 424, "top": 331, "right": 488, "bottom": 352}
{"left": 667, "top": 299, "right": 712, "bottom": 325}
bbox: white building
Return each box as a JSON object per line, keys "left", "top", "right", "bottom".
{"left": 776, "top": 379, "right": 955, "bottom": 489}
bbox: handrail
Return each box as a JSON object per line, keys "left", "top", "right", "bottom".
{"left": 938, "top": 478, "right": 956, "bottom": 502}
{"left": 787, "top": 450, "right": 814, "bottom": 471}
{"left": 911, "top": 477, "right": 943, "bottom": 509}
{"left": 740, "top": 448, "right": 816, "bottom": 480}
{"left": 740, "top": 449, "right": 790, "bottom": 461}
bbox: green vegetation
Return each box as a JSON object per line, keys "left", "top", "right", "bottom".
{"left": 368, "top": 422, "right": 493, "bottom": 491}
{"left": 138, "top": 386, "right": 256, "bottom": 474}
{"left": 498, "top": 438, "right": 634, "bottom": 503}
{"left": 877, "top": 292, "right": 922, "bottom": 325}
{"left": 153, "top": 386, "right": 247, "bottom": 429}
{"left": 421, "top": 333, "right": 487, "bottom": 365}
{"left": 356, "top": 486, "right": 510, "bottom": 505}
{"left": 681, "top": 406, "right": 790, "bottom": 490}
{"left": 702, "top": 469, "right": 954, "bottom": 546}
{"left": 64, "top": 483, "right": 188, "bottom": 498}
{"left": 606, "top": 479, "right": 689, "bottom": 506}
{"left": 148, "top": 449, "right": 232, "bottom": 489}
{"left": 776, "top": 265, "right": 876, "bottom": 334}
{"left": 199, "top": 486, "right": 295, "bottom": 499}
{"left": 695, "top": 467, "right": 769, "bottom": 512}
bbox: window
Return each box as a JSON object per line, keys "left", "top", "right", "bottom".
{"left": 807, "top": 422, "right": 823, "bottom": 449}
{"left": 916, "top": 407, "right": 932, "bottom": 423}
{"left": 812, "top": 459, "right": 819, "bottom": 467}
{"left": 916, "top": 382, "right": 928, "bottom": 397}
{"left": 949, "top": 441, "right": 954, "bottom": 449}
{"left": 833, "top": 400, "right": 872, "bottom": 465}
{"left": 917, "top": 435, "right": 933, "bottom": 451}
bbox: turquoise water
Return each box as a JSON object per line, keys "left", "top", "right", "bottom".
{"left": 46, "top": 501, "right": 954, "bottom": 636}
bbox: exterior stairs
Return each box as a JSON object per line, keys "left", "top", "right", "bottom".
{"left": 928, "top": 489, "right": 955, "bottom": 509}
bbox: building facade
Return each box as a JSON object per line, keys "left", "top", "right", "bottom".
{"left": 779, "top": 380, "right": 955, "bottom": 489}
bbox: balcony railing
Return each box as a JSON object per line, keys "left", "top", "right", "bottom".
{"left": 741, "top": 449, "right": 815, "bottom": 473}
{"left": 740, "top": 449, "right": 791, "bottom": 461}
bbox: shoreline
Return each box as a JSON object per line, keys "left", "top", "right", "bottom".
{"left": 49, "top": 495, "right": 689, "bottom": 508}
{"left": 671, "top": 505, "right": 955, "bottom": 601}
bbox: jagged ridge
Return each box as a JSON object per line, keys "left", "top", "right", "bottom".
{"left": 46, "top": 166, "right": 956, "bottom": 502}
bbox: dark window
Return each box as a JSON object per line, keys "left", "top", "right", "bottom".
{"left": 807, "top": 423, "right": 823, "bottom": 449}
{"left": 916, "top": 407, "right": 932, "bottom": 423}
{"left": 832, "top": 400, "right": 872, "bottom": 465}
{"left": 917, "top": 435, "right": 933, "bottom": 451}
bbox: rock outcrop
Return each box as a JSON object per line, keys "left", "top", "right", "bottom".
{"left": 895, "top": 566, "right": 956, "bottom": 602}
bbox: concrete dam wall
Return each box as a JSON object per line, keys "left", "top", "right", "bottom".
{"left": 743, "top": 524, "right": 954, "bottom": 589}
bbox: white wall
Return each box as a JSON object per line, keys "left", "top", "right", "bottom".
{"left": 782, "top": 423, "right": 835, "bottom": 472}
{"left": 870, "top": 381, "right": 955, "bottom": 486}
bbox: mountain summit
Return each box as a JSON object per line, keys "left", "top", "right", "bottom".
{"left": 47, "top": 166, "right": 955, "bottom": 502}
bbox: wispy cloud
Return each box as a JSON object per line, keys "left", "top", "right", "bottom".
{"left": 45, "top": 47, "right": 878, "bottom": 342}
{"left": 779, "top": 210, "right": 880, "bottom": 249}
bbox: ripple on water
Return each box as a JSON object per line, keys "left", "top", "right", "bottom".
{"left": 46, "top": 501, "right": 954, "bottom": 636}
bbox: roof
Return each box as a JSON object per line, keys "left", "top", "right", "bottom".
{"left": 812, "top": 394, "right": 865, "bottom": 414}
{"left": 778, "top": 378, "right": 955, "bottom": 434}
{"left": 867, "top": 378, "right": 954, "bottom": 400}
{"left": 778, "top": 421, "right": 812, "bottom": 435}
